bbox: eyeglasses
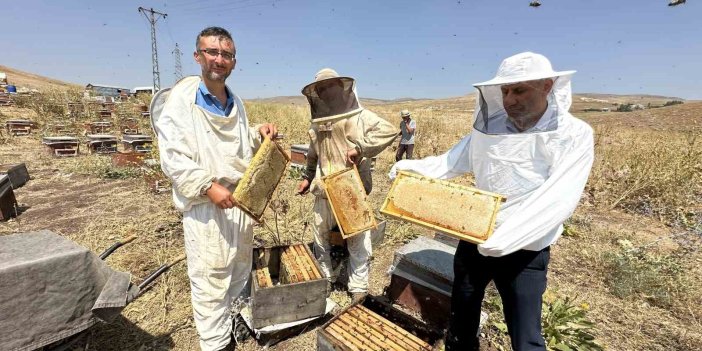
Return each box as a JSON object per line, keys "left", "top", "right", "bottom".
{"left": 198, "top": 48, "right": 235, "bottom": 61}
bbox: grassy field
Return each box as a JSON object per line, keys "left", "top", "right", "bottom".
{"left": 1, "top": 89, "right": 700, "bottom": 350}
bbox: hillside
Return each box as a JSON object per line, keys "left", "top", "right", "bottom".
{"left": 0, "top": 64, "right": 80, "bottom": 91}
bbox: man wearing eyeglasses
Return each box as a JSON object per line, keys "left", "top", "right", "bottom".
{"left": 152, "top": 26, "right": 277, "bottom": 351}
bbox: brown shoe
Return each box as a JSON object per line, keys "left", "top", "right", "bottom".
{"left": 349, "top": 292, "right": 367, "bottom": 304}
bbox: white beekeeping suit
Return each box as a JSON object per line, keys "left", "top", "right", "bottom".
{"left": 390, "top": 52, "right": 594, "bottom": 257}
{"left": 151, "top": 76, "right": 261, "bottom": 350}
{"left": 301, "top": 68, "right": 399, "bottom": 293}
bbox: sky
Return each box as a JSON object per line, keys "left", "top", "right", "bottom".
{"left": 1, "top": 0, "right": 700, "bottom": 100}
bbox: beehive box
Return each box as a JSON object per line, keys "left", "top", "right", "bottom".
{"left": 381, "top": 171, "right": 505, "bottom": 244}
{"left": 0, "top": 175, "right": 18, "bottom": 221}
{"left": 232, "top": 138, "right": 290, "bottom": 222}
{"left": 86, "top": 134, "right": 118, "bottom": 154}
{"left": 5, "top": 119, "right": 34, "bottom": 136}
{"left": 386, "top": 236, "right": 456, "bottom": 329}
{"left": 290, "top": 144, "right": 309, "bottom": 167}
{"left": 318, "top": 296, "right": 443, "bottom": 351}
{"left": 42, "top": 136, "right": 80, "bottom": 157}
{"left": 322, "top": 167, "right": 377, "bottom": 238}
{"left": 251, "top": 244, "right": 327, "bottom": 329}
{"left": 0, "top": 163, "right": 29, "bottom": 189}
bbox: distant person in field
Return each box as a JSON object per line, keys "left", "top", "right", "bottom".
{"left": 296, "top": 68, "right": 399, "bottom": 302}
{"left": 151, "top": 26, "right": 277, "bottom": 351}
{"left": 395, "top": 109, "right": 416, "bottom": 161}
{"left": 390, "top": 52, "right": 594, "bottom": 351}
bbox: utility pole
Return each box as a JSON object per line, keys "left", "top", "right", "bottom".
{"left": 172, "top": 43, "right": 183, "bottom": 83}
{"left": 138, "top": 7, "right": 167, "bottom": 92}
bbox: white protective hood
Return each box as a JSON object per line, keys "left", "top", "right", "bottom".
{"left": 390, "top": 53, "right": 594, "bottom": 257}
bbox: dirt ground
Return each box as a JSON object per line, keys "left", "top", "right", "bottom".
{"left": 2, "top": 100, "right": 701, "bottom": 350}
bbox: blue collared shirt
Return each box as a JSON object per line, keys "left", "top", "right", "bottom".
{"left": 195, "top": 81, "right": 235, "bottom": 116}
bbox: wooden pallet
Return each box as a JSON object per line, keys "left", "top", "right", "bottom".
{"left": 324, "top": 305, "right": 432, "bottom": 351}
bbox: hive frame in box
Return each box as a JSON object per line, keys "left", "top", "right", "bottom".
{"left": 380, "top": 171, "right": 505, "bottom": 244}
{"left": 317, "top": 295, "right": 442, "bottom": 351}
{"left": 231, "top": 138, "right": 290, "bottom": 222}
{"left": 250, "top": 244, "right": 328, "bottom": 329}
{"left": 321, "top": 166, "right": 377, "bottom": 239}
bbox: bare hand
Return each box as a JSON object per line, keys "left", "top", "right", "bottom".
{"left": 346, "top": 147, "right": 360, "bottom": 165}
{"left": 259, "top": 123, "right": 278, "bottom": 140}
{"left": 297, "top": 179, "right": 311, "bottom": 195}
{"left": 206, "top": 183, "right": 234, "bottom": 209}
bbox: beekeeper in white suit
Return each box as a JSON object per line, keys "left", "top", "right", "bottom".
{"left": 390, "top": 52, "right": 594, "bottom": 351}
{"left": 296, "top": 68, "right": 399, "bottom": 302}
{"left": 151, "top": 27, "right": 277, "bottom": 351}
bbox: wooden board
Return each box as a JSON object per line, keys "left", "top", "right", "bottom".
{"left": 321, "top": 167, "right": 377, "bottom": 238}
{"left": 232, "top": 138, "right": 290, "bottom": 222}
{"left": 380, "top": 171, "right": 505, "bottom": 244}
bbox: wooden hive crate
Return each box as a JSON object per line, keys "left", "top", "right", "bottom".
{"left": 42, "top": 136, "right": 80, "bottom": 157}
{"left": 318, "top": 296, "right": 443, "bottom": 351}
{"left": 121, "top": 134, "right": 153, "bottom": 153}
{"left": 380, "top": 171, "right": 505, "bottom": 244}
{"left": 5, "top": 120, "right": 34, "bottom": 136}
{"left": 386, "top": 236, "right": 456, "bottom": 329}
{"left": 86, "top": 134, "right": 118, "bottom": 154}
{"left": 251, "top": 244, "right": 327, "bottom": 329}
{"left": 0, "top": 163, "right": 30, "bottom": 189}
{"left": 290, "top": 144, "right": 309, "bottom": 167}
{"left": 322, "top": 167, "right": 377, "bottom": 239}
{"left": 232, "top": 138, "right": 290, "bottom": 222}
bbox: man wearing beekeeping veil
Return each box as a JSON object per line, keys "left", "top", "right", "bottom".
{"left": 297, "top": 68, "right": 399, "bottom": 301}
{"left": 390, "top": 52, "right": 594, "bottom": 350}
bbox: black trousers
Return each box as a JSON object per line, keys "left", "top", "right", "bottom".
{"left": 446, "top": 242, "right": 550, "bottom": 351}
{"left": 395, "top": 143, "right": 414, "bottom": 161}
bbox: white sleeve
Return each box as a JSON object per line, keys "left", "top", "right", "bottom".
{"left": 389, "top": 134, "right": 472, "bottom": 180}
{"left": 478, "top": 126, "right": 594, "bottom": 256}
{"left": 156, "top": 97, "right": 214, "bottom": 199}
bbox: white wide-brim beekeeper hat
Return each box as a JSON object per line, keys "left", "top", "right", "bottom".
{"left": 473, "top": 52, "right": 576, "bottom": 87}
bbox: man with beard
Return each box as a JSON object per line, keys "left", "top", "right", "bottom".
{"left": 390, "top": 52, "right": 594, "bottom": 350}
{"left": 152, "top": 27, "right": 277, "bottom": 350}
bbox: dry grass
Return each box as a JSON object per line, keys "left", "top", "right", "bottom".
{"left": 1, "top": 96, "right": 701, "bottom": 350}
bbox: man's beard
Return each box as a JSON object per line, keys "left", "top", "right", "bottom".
{"left": 204, "top": 67, "right": 230, "bottom": 82}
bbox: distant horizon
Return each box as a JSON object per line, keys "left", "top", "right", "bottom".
{"left": 0, "top": 63, "right": 692, "bottom": 102}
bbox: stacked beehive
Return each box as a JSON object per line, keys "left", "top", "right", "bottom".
{"left": 323, "top": 304, "right": 433, "bottom": 351}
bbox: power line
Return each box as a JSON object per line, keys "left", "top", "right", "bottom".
{"left": 138, "top": 7, "right": 168, "bottom": 92}
{"left": 173, "top": 43, "right": 183, "bottom": 83}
